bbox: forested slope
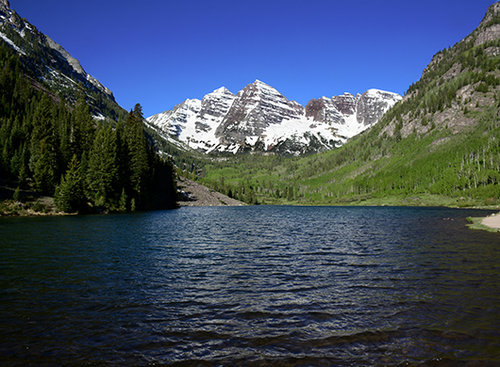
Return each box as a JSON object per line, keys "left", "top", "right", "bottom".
{"left": 0, "top": 43, "right": 177, "bottom": 213}
{"left": 197, "top": 2, "right": 500, "bottom": 207}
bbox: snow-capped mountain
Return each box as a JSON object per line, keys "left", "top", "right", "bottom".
{"left": 147, "top": 80, "right": 401, "bottom": 155}
{"left": 0, "top": 0, "right": 123, "bottom": 119}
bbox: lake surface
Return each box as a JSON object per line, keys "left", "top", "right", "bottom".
{"left": 1, "top": 206, "right": 500, "bottom": 366}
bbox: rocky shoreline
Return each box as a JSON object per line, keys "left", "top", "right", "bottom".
{"left": 177, "top": 178, "right": 245, "bottom": 207}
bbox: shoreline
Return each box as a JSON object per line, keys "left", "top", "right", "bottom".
{"left": 481, "top": 212, "right": 500, "bottom": 231}
{"left": 467, "top": 212, "right": 500, "bottom": 233}
{"left": 177, "top": 178, "right": 245, "bottom": 207}
{"left": 1, "top": 200, "right": 497, "bottom": 218}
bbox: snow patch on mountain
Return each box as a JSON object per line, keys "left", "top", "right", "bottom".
{"left": 148, "top": 80, "right": 401, "bottom": 155}
{"left": 0, "top": 31, "right": 24, "bottom": 54}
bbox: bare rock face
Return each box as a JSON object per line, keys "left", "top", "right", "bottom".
{"left": 475, "top": 23, "right": 500, "bottom": 47}
{"left": 216, "top": 80, "right": 305, "bottom": 147}
{"left": 305, "top": 94, "right": 356, "bottom": 125}
{"left": 305, "top": 98, "right": 325, "bottom": 121}
{"left": 147, "top": 80, "right": 401, "bottom": 155}
{"left": 468, "top": 2, "right": 500, "bottom": 46}
{"left": 356, "top": 90, "right": 401, "bottom": 126}
{"left": 331, "top": 93, "right": 357, "bottom": 115}
{"left": 380, "top": 2, "right": 500, "bottom": 141}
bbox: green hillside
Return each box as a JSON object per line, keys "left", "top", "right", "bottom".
{"left": 196, "top": 2, "right": 500, "bottom": 208}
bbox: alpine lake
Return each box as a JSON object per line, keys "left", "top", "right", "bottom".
{"left": 1, "top": 206, "right": 499, "bottom": 366}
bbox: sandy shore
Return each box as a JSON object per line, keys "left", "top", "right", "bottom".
{"left": 481, "top": 212, "right": 500, "bottom": 230}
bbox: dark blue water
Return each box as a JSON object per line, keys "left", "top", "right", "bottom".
{"left": 1, "top": 206, "right": 500, "bottom": 366}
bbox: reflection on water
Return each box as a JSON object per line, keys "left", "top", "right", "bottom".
{"left": 0, "top": 206, "right": 499, "bottom": 365}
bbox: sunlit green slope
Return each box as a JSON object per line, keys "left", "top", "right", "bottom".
{"left": 197, "top": 2, "right": 500, "bottom": 207}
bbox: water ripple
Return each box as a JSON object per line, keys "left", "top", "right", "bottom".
{"left": 1, "top": 206, "right": 499, "bottom": 365}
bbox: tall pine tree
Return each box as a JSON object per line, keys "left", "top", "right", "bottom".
{"left": 86, "top": 124, "right": 118, "bottom": 207}
{"left": 30, "top": 94, "right": 58, "bottom": 194}
{"left": 54, "top": 155, "right": 85, "bottom": 213}
{"left": 71, "top": 98, "right": 94, "bottom": 160}
{"left": 125, "top": 104, "right": 149, "bottom": 205}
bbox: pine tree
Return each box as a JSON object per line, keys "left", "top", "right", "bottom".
{"left": 30, "top": 94, "right": 58, "bottom": 194}
{"left": 125, "top": 104, "right": 149, "bottom": 205}
{"left": 56, "top": 102, "right": 72, "bottom": 171}
{"left": 33, "top": 139, "right": 57, "bottom": 194}
{"left": 148, "top": 154, "right": 177, "bottom": 209}
{"left": 54, "top": 155, "right": 86, "bottom": 213}
{"left": 12, "top": 186, "right": 20, "bottom": 202}
{"left": 71, "top": 98, "right": 94, "bottom": 159}
{"left": 118, "top": 188, "right": 128, "bottom": 212}
{"left": 86, "top": 124, "right": 118, "bottom": 207}
{"left": 114, "top": 119, "right": 130, "bottom": 196}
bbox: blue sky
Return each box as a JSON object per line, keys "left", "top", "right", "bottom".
{"left": 11, "top": 0, "right": 497, "bottom": 117}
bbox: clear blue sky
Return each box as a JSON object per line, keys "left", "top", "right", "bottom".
{"left": 11, "top": 0, "right": 497, "bottom": 117}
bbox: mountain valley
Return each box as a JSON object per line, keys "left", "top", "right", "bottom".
{"left": 194, "top": 2, "right": 500, "bottom": 207}
{"left": 0, "top": 0, "right": 499, "bottom": 211}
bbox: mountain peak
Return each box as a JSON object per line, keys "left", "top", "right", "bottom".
{"left": 480, "top": 2, "right": 500, "bottom": 27}
{"left": 363, "top": 88, "right": 401, "bottom": 97}
{"left": 244, "top": 79, "right": 282, "bottom": 96}
{"left": 210, "top": 86, "right": 233, "bottom": 96}
{"left": 472, "top": 1, "right": 500, "bottom": 46}
{"left": 148, "top": 80, "right": 401, "bottom": 155}
{"left": 251, "top": 79, "right": 275, "bottom": 90}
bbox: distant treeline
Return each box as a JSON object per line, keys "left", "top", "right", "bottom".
{"left": 0, "top": 42, "right": 177, "bottom": 212}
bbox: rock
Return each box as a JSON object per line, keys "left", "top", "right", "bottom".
{"left": 147, "top": 80, "right": 401, "bottom": 155}
{"left": 177, "top": 178, "right": 245, "bottom": 207}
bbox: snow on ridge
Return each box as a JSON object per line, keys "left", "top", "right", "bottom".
{"left": 209, "top": 86, "right": 233, "bottom": 96}
{"left": 251, "top": 79, "right": 283, "bottom": 95}
{"left": 364, "top": 88, "right": 402, "bottom": 98}
{"left": 0, "top": 31, "right": 25, "bottom": 55}
{"left": 147, "top": 80, "right": 402, "bottom": 155}
{"left": 43, "top": 36, "right": 113, "bottom": 96}
{"left": 0, "top": 3, "right": 114, "bottom": 98}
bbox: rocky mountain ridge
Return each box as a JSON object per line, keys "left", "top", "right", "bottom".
{"left": 379, "top": 1, "right": 499, "bottom": 140}
{"left": 0, "top": 0, "right": 123, "bottom": 119}
{"left": 147, "top": 80, "right": 401, "bottom": 155}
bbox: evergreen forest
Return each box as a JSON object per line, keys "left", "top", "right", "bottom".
{"left": 0, "top": 43, "right": 177, "bottom": 214}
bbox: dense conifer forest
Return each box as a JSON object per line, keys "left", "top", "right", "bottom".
{"left": 0, "top": 43, "right": 177, "bottom": 213}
